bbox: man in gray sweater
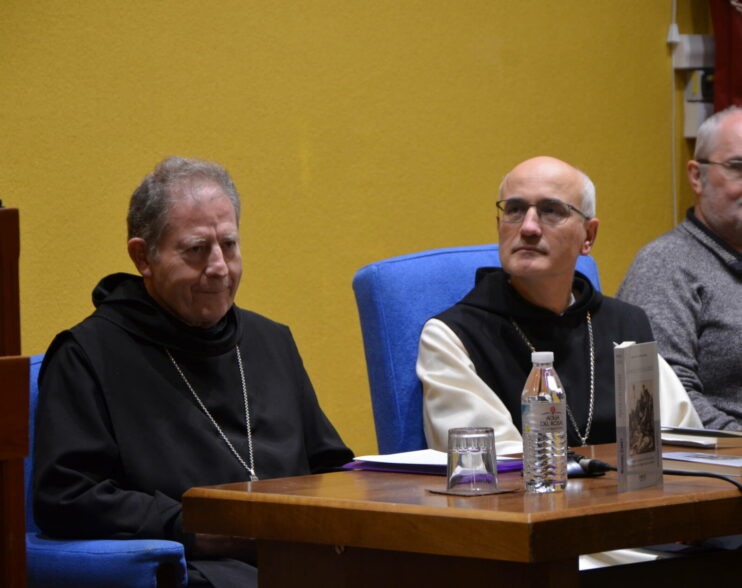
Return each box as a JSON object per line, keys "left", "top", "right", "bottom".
{"left": 618, "top": 106, "right": 742, "bottom": 431}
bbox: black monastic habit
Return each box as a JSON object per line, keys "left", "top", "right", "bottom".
{"left": 435, "top": 268, "right": 654, "bottom": 447}
{"left": 34, "top": 273, "right": 353, "bottom": 586}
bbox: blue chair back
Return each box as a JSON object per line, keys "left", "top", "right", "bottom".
{"left": 25, "top": 353, "right": 188, "bottom": 588}
{"left": 352, "top": 244, "right": 601, "bottom": 454}
{"left": 24, "top": 354, "right": 43, "bottom": 534}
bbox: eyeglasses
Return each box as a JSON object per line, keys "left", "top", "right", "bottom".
{"left": 696, "top": 159, "right": 742, "bottom": 180}
{"left": 496, "top": 198, "right": 590, "bottom": 226}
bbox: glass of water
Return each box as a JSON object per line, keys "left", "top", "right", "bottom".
{"left": 446, "top": 427, "right": 498, "bottom": 494}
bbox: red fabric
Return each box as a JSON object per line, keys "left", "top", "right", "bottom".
{"left": 710, "top": 0, "right": 742, "bottom": 110}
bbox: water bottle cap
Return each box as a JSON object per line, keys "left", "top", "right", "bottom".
{"left": 531, "top": 351, "right": 554, "bottom": 364}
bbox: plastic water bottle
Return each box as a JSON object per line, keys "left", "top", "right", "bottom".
{"left": 521, "top": 351, "right": 567, "bottom": 493}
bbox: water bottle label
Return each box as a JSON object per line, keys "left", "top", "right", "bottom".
{"left": 522, "top": 402, "right": 566, "bottom": 434}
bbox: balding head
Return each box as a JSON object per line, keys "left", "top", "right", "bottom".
{"left": 499, "top": 156, "right": 595, "bottom": 218}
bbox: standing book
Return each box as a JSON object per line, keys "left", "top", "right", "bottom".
{"left": 614, "top": 341, "right": 663, "bottom": 491}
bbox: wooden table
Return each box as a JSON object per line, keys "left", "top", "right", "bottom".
{"left": 183, "top": 444, "right": 742, "bottom": 587}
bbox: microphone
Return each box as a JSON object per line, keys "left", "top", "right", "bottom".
{"left": 576, "top": 456, "right": 616, "bottom": 474}
{"left": 567, "top": 451, "right": 616, "bottom": 477}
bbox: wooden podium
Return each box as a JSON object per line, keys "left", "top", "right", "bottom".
{"left": 0, "top": 206, "right": 21, "bottom": 356}
{"left": 0, "top": 205, "right": 27, "bottom": 587}
{"left": 0, "top": 356, "right": 28, "bottom": 588}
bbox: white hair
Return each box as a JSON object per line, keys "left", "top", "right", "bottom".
{"left": 578, "top": 170, "right": 596, "bottom": 218}
{"left": 694, "top": 106, "right": 742, "bottom": 185}
{"left": 694, "top": 106, "right": 742, "bottom": 161}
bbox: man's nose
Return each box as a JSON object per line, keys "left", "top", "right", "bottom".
{"left": 205, "top": 245, "right": 229, "bottom": 276}
{"left": 519, "top": 206, "right": 542, "bottom": 236}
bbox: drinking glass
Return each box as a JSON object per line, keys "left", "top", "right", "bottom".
{"left": 446, "top": 427, "right": 498, "bottom": 494}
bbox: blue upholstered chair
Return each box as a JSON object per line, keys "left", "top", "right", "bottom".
{"left": 25, "top": 353, "right": 188, "bottom": 588}
{"left": 352, "top": 244, "right": 602, "bottom": 454}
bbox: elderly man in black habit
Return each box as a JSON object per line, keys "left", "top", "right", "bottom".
{"left": 34, "top": 156, "right": 353, "bottom": 587}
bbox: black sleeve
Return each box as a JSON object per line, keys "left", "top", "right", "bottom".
{"left": 33, "top": 333, "right": 185, "bottom": 542}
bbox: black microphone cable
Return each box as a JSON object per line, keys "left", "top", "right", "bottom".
{"left": 660, "top": 468, "right": 742, "bottom": 492}
{"left": 569, "top": 452, "right": 742, "bottom": 493}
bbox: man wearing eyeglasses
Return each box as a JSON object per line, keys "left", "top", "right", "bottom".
{"left": 417, "top": 156, "right": 700, "bottom": 456}
{"left": 618, "top": 106, "right": 742, "bottom": 431}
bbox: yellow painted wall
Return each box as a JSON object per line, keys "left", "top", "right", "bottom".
{"left": 1, "top": 1, "right": 711, "bottom": 455}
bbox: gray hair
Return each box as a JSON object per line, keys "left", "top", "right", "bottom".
{"left": 694, "top": 106, "right": 742, "bottom": 161}
{"left": 497, "top": 166, "right": 596, "bottom": 219}
{"left": 127, "top": 156, "right": 241, "bottom": 255}
{"left": 577, "top": 170, "right": 596, "bottom": 219}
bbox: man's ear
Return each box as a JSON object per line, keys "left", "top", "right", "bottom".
{"left": 581, "top": 218, "right": 599, "bottom": 255}
{"left": 687, "top": 160, "right": 704, "bottom": 196}
{"left": 127, "top": 238, "right": 152, "bottom": 277}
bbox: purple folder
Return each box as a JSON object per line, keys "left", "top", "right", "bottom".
{"left": 343, "top": 458, "right": 522, "bottom": 476}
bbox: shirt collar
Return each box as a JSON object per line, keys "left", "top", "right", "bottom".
{"left": 686, "top": 208, "right": 742, "bottom": 274}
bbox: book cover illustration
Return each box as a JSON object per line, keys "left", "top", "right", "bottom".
{"left": 629, "top": 381, "right": 656, "bottom": 456}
